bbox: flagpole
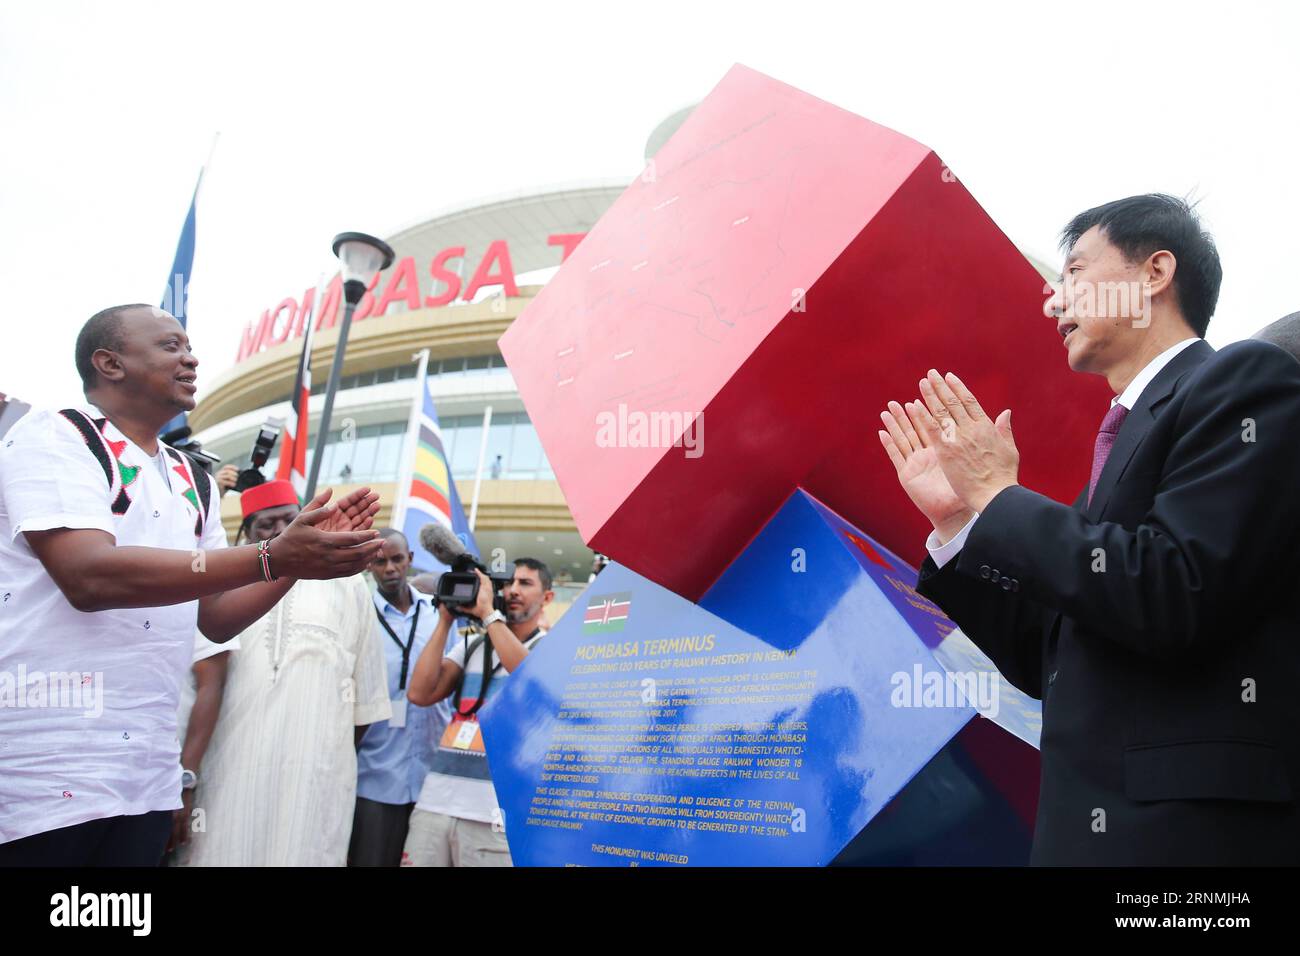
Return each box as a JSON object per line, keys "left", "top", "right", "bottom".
{"left": 389, "top": 349, "right": 430, "bottom": 533}
{"left": 301, "top": 272, "right": 323, "bottom": 391}
{"left": 467, "top": 405, "right": 493, "bottom": 532}
{"left": 196, "top": 132, "right": 220, "bottom": 200}
{"left": 277, "top": 272, "right": 323, "bottom": 497}
{"left": 306, "top": 273, "right": 324, "bottom": 351}
{"left": 299, "top": 272, "right": 323, "bottom": 488}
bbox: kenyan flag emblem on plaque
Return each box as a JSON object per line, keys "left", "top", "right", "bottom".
{"left": 583, "top": 591, "right": 632, "bottom": 634}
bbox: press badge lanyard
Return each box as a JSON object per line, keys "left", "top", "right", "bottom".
{"left": 452, "top": 625, "right": 541, "bottom": 719}
{"left": 374, "top": 600, "right": 421, "bottom": 691}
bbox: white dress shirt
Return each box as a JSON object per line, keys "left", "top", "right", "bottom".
{"left": 926, "top": 337, "right": 1201, "bottom": 568}
{"left": 0, "top": 406, "right": 227, "bottom": 844}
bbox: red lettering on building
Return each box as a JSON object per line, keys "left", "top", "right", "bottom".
{"left": 426, "top": 247, "right": 465, "bottom": 308}
{"left": 233, "top": 233, "right": 587, "bottom": 363}
{"left": 267, "top": 298, "right": 298, "bottom": 346}
{"left": 315, "top": 276, "right": 343, "bottom": 332}
{"left": 463, "top": 240, "right": 518, "bottom": 302}
{"left": 237, "top": 310, "right": 272, "bottom": 362}
{"left": 372, "top": 256, "right": 421, "bottom": 317}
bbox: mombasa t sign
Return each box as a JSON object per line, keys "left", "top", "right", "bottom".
{"left": 235, "top": 233, "right": 586, "bottom": 363}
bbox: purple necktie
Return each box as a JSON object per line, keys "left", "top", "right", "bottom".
{"left": 1087, "top": 403, "right": 1130, "bottom": 506}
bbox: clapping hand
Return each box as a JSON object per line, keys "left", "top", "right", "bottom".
{"left": 878, "top": 371, "right": 1020, "bottom": 540}
{"left": 879, "top": 398, "right": 973, "bottom": 543}
{"left": 312, "top": 487, "right": 381, "bottom": 534}
{"left": 267, "top": 488, "right": 385, "bottom": 580}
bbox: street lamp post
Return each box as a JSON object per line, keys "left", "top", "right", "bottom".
{"left": 304, "top": 231, "right": 395, "bottom": 500}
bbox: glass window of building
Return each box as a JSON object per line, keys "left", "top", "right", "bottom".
{"left": 485, "top": 413, "right": 515, "bottom": 478}
{"left": 371, "top": 422, "right": 406, "bottom": 481}
{"left": 343, "top": 428, "right": 380, "bottom": 480}
{"left": 505, "top": 417, "right": 545, "bottom": 478}
{"left": 449, "top": 419, "right": 483, "bottom": 477}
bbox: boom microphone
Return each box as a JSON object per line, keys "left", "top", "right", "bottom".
{"left": 420, "top": 522, "right": 469, "bottom": 566}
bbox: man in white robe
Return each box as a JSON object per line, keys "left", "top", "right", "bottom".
{"left": 180, "top": 480, "right": 390, "bottom": 866}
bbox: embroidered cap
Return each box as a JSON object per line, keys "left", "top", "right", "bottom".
{"left": 240, "top": 479, "right": 299, "bottom": 519}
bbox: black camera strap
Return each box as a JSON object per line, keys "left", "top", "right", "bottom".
{"left": 452, "top": 625, "right": 541, "bottom": 719}
{"left": 373, "top": 598, "right": 421, "bottom": 691}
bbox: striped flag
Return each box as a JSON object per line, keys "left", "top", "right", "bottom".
{"left": 393, "top": 352, "right": 480, "bottom": 572}
{"left": 275, "top": 276, "right": 320, "bottom": 499}
{"left": 583, "top": 591, "right": 633, "bottom": 634}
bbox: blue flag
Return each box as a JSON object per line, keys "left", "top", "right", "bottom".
{"left": 160, "top": 178, "right": 200, "bottom": 437}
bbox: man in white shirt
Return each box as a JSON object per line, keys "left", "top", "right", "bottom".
{"left": 877, "top": 194, "right": 1300, "bottom": 865}
{"left": 403, "top": 557, "right": 552, "bottom": 866}
{"left": 0, "top": 304, "right": 384, "bottom": 866}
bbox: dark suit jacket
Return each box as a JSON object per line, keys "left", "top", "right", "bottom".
{"left": 917, "top": 339, "right": 1300, "bottom": 865}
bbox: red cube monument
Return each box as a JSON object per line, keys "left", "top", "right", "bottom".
{"left": 500, "top": 64, "right": 1110, "bottom": 601}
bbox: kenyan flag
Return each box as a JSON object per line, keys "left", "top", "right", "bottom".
{"left": 583, "top": 591, "right": 632, "bottom": 634}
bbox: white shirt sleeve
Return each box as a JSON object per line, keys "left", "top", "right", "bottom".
{"left": 2, "top": 409, "right": 115, "bottom": 541}
{"left": 925, "top": 513, "right": 980, "bottom": 569}
{"left": 445, "top": 633, "right": 471, "bottom": 668}
{"left": 192, "top": 628, "right": 238, "bottom": 663}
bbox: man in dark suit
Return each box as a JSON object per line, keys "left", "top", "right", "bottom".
{"left": 877, "top": 194, "right": 1300, "bottom": 865}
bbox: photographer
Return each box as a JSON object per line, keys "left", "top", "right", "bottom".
{"left": 402, "top": 558, "right": 552, "bottom": 867}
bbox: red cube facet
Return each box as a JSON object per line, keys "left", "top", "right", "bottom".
{"left": 500, "top": 64, "right": 1110, "bottom": 600}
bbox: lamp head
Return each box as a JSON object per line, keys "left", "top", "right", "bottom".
{"left": 332, "top": 232, "right": 396, "bottom": 305}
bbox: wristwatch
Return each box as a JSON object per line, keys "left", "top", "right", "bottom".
{"left": 181, "top": 769, "right": 199, "bottom": 791}
{"left": 481, "top": 610, "right": 507, "bottom": 629}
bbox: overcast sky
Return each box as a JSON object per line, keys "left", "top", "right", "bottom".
{"left": 2, "top": 0, "right": 1296, "bottom": 410}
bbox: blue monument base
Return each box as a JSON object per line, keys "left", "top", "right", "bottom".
{"left": 481, "top": 489, "right": 1039, "bottom": 865}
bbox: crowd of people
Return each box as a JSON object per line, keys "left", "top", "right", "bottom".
{"left": 4, "top": 191, "right": 1300, "bottom": 868}
{"left": 0, "top": 303, "right": 554, "bottom": 866}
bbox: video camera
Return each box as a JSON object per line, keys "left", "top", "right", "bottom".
{"left": 419, "top": 523, "right": 513, "bottom": 617}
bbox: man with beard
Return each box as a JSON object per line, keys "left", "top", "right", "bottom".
{"left": 402, "top": 558, "right": 553, "bottom": 866}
